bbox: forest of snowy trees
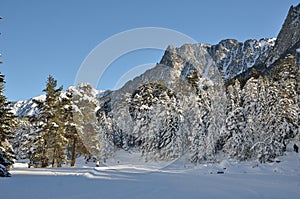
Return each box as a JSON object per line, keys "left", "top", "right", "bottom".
{"left": 95, "top": 54, "right": 299, "bottom": 164}
{"left": 0, "top": 53, "right": 298, "bottom": 172}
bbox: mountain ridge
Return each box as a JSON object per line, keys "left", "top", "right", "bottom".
{"left": 9, "top": 3, "right": 300, "bottom": 165}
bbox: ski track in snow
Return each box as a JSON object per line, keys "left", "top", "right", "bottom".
{"left": 1, "top": 150, "right": 300, "bottom": 199}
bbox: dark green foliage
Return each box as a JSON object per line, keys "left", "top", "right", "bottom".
{"left": 186, "top": 71, "right": 201, "bottom": 93}
{"left": 0, "top": 73, "right": 15, "bottom": 164}
{"left": 29, "top": 76, "right": 67, "bottom": 168}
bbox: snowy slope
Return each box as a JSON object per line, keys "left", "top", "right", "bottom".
{"left": 2, "top": 144, "right": 300, "bottom": 199}
{"left": 10, "top": 84, "right": 106, "bottom": 118}
{"left": 11, "top": 95, "right": 46, "bottom": 117}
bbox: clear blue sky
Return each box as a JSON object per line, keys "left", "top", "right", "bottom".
{"left": 1, "top": 0, "right": 299, "bottom": 101}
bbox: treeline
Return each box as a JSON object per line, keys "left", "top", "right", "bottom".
{"left": 12, "top": 78, "right": 100, "bottom": 168}
{"left": 3, "top": 55, "right": 300, "bottom": 169}
{"left": 97, "top": 55, "right": 300, "bottom": 163}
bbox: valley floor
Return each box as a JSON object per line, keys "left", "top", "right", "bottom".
{"left": 1, "top": 150, "right": 300, "bottom": 199}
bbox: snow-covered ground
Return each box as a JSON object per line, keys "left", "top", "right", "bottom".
{"left": 1, "top": 146, "right": 300, "bottom": 199}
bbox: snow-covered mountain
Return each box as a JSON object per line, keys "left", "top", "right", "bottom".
{"left": 105, "top": 5, "right": 300, "bottom": 113}
{"left": 11, "top": 95, "right": 46, "bottom": 117}
{"left": 160, "top": 38, "right": 276, "bottom": 79}
{"left": 156, "top": 5, "right": 300, "bottom": 82}
{"left": 12, "top": 4, "right": 300, "bottom": 119}
{"left": 265, "top": 4, "right": 300, "bottom": 66}
{"left": 11, "top": 84, "right": 107, "bottom": 118}
{"left": 10, "top": 4, "right": 300, "bottom": 165}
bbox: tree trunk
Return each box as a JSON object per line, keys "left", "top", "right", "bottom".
{"left": 52, "top": 147, "right": 56, "bottom": 167}
{"left": 41, "top": 139, "right": 48, "bottom": 168}
{"left": 71, "top": 137, "right": 77, "bottom": 167}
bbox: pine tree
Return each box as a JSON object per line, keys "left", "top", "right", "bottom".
{"left": 0, "top": 73, "right": 15, "bottom": 164}
{"left": 153, "top": 90, "right": 185, "bottom": 161}
{"left": 0, "top": 17, "right": 15, "bottom": 167}
{"left": 223, "top": 107, "right": 248, "bottom": 160}
{"left": 11, "top": 118, "right": 35, "bottom": 160}
{"left": 28, "top": 114, "right": 47, "bottom": 168}
{"left": 248, "top": 55, "right": 299, "bottom": 162}
{"left": 61, "top": 91, "right": 77, "bottom": 166}
{"left": 97, "top": 107, "right": 114, "bottom": 162}
{"left": 186, "top": 71, "right": 200, "bottom": 93}
{"left": 128, "top": 81, "right": 185, "bottom": 161}
{"left": 296, "top": 60, "right": 300, "bottom": 141}
{"left": 63, "top": 89, "right": 90, "bottom": 166}
{"left": 223, "top": 78, "right": 251, "bottom": 161}
{"left": 206, "top": 74, "right": 227, "bottom": 161}
{"left": 240, "top": 77, "right": 259, "bottom": 159}
{"left": 188, "top": 87, "right": 211, "bottom": 163}
{"left": 276, "top": 55, "right": 299, "bottom": 140}
{"left": 29, "top": 76, "right": 67, "bottom": 167}
{"left": 186, "top": 93, "right": 203, "bottom": 164}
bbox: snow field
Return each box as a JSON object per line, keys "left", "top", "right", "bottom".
{"left": 1, "top": 149, "right": 300, "bottom": 199}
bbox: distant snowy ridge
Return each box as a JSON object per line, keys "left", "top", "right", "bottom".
{"left": 11, "top": 84, "right": 107, "bottom": 118}
{"left": 11, "top": 95, "right": 46, "bottom": 117}
{"left": 160, "top": 38, "right": 276, "bottom": 79}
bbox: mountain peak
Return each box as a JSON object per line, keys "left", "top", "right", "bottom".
{"left": 159, "top": 38, "right": 275, "bottom": 80}
{"left": 265, "top": 3, "right": 300, "bottom": 66}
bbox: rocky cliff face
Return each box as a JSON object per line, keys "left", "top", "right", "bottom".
{"left": 160, "top": 38, "right": 276, "bottom": 79}
{"left": 11, "top": 95, "right": 45, "bottom": 117}
{"left": 159, "top": 4, "right": 300, "bottom": 82}
{"left": 265, "top": 4, "right": 300, "bottom": 66}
